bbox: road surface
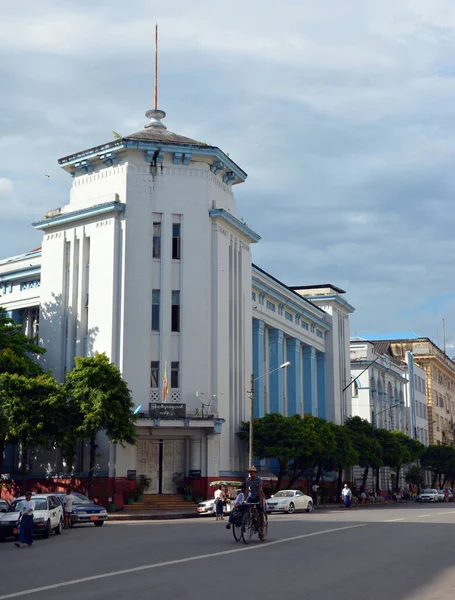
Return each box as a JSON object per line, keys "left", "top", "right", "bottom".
{"left": 1, "top": 503, "right": 455, "bottom": 600}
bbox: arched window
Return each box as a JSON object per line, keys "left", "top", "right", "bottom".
{"left": 353, "top": 380, "right": 359, "bottom": 397}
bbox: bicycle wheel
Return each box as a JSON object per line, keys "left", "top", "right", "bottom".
{"left": 232, "top": 518, "right": 242, "bottom": 542}
{"left": 241, "top": 511, "right": 253, "bottom": 545}
{"left": 259, "top": 512, "right": 268, "bottom": 542}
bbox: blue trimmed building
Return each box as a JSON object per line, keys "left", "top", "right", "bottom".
{"left": 0, "top": 106, "right": 354, "bottom": 499}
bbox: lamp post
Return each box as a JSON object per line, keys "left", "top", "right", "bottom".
{"left": 248, "top": 361, "right": 291, "bottom": 468}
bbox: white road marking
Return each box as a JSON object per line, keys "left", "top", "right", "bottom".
{"left": 385, "top": 518, "right": 404, "bottom": 522}
{"left": 437, "top": 510, "right": 455, "bottom": 515}
{"left": 0, "top": 524, "right": 365, "bottom": 600}
{"left": 417, "top": 514, "right": 431, "bottom": 518}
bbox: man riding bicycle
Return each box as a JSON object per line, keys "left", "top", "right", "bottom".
{"left": 245, "top": 466, "right": 265, "bottom": 538}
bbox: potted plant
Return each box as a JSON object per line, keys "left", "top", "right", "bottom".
{"left": 183, "top": 485, "right": 193, "bottom": 501}
{"left": 136, "top": 475, "right": 152, "bottom": 501}
{"left": 194, "top": 490, "right": 204, "bottom": 504}
{"left": 172, "top": 472, "right": 184, "bottom": 494}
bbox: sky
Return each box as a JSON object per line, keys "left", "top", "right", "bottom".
{"left": 1, "top": 0, "right": 455, "bottom": 348}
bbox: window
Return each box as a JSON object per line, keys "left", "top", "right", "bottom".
{"left": 152, "top": 290, "right": 160, "bottom": 331}
{"left": 285, "top": 311, "right": 293, "bottom": 322}
{"left": 259, "top": 293, "right": 265, "bottom": 305}
{"left": 316, "top": 330, "right": 323, "bottom": 339}
{"left": 302, "top": 321, "right": 309, "bottom": 330}
{"left": 172, "top": 223, "right": 181, "bottom": 260}
{"left": 153, "top": 222, "right": 161, "bottom": 258}
{"left": 278, "top": 304, "right": 284, "bottom": 316}
{"left": 266, "top": 300, "right": 276, "bottom": 312}
{"left": 172, "top": 291, "right": 180, "bottom": 332}
{"left": 252, "top": 292, "right": 256, "bottom": 301}
{"left": 171, "top": 362, "right": 179, "bottom": 388}
{"left": 150, "top": 361, "right": 159, "bottom": 388}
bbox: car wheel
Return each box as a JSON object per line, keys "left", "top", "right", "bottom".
{"left": 54, "top": 518, "right": 63, "bottom": 535}
{"left": 306, "top": 501, "right": 313, "bottom": 513}
{"left": 287, "top": 502, "right": 295, "bottom": 514}
{"left": 43, "top": 520, "right": 51, "bottom": 539}
{"left": 94, "top": 521, "right": 104, "bottom": 527}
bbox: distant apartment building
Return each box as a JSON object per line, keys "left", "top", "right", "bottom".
{"left": 350, "top": 338, "right": 429, "bottom": 492}
{"left": 386, "top": 338, "right": 455, "bottom": 446}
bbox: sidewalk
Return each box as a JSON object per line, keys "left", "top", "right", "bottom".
{"left": 107, "top": 501, "right": 406, "bottom": 521}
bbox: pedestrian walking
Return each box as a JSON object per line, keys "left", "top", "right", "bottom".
{"left": 342, "top": 484, "right": 352, "bottom": 509}
{"left": 14, "top": 491, "right": 34, "bottom": 548}
{"left": 214, "top": 486, "right": 225, "bottom": 521}
{"left": 63, "top": 488, "right": 75, "bottom": 529}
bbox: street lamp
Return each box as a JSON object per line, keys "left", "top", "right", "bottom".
{"left": 248, "top": 361, "right": 291, "bottom": 468}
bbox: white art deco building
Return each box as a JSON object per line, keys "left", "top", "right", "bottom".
{"left": 0, "top": 105, "right": 354, "bottom": 504}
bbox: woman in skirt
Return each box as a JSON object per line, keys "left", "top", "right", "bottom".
{"left": 15, "top": 491, "right": 35, "bottom": 548}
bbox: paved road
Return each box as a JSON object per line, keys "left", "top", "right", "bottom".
{"left": 2, "top": 503, "right": 455, "bottom": 600}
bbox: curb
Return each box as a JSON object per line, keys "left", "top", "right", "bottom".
{"left": 107, "top": 512, "right": 198, "bottom": 521}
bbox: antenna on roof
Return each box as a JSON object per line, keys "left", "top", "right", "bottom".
{"left": 145, "top": 23, "right": 167, "bottom": 130}
{"left": 154, "top": 23, "right": 158, "bottom": 110}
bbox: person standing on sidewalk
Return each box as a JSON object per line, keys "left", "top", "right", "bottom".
{"left": 342, "top": 484, "right": 352, "bottom": 509}
{"left": 14, "top": 491, "right": 35, "bottom": 548}
{"left": 63, "top": 488, "right": 75, "bottom": 529}
{"left": 214, "top": 486, "right": 225, "bottom": 521}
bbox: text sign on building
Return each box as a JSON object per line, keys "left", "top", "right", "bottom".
{"left": 149, "top": 403, "right": 186, "bottom": 420}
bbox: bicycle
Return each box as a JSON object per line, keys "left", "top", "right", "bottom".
{"left": 237, "top": 503, "right": 268, "bottom": 544}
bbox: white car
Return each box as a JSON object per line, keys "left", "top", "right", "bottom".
{"left": 417, "top": 489, "right": 439, "bottom": 503}
{"left": 0, "top": 494, "right": 64, "bottom": 540}
{"left": 266, "top": 490, "right": 314, "bottom": 514}
{"left": 197, "top": 499, "right": 232, "bottom": 516}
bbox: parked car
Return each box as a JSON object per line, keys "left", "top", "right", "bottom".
{"left": 266, "top": 490, "right": 313, "bottom": 514}
{"left": 0, "top": 494, "right": 63, "bottom": 540}
{"left": 197, "top": 498, "right": 232, "bottom": 517}
{"left": 437, "top": 489, "right": 453, "bottom": 502}
{"left": 55, "top": 492, "right": 108, "bottom": 527}
{"left": 0, "top": 500, "right": 9, "bottom": 514}
{"left": 416, "top": 489, "right": 439, "bottom": 503}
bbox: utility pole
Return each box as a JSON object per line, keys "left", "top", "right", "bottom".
{"left": 248, "top": 373, "right": 254, "bottom": 468}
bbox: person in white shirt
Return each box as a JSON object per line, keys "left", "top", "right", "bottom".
{"left": 342, "top": 484, "right": 352, "bottom": 509}
{"left": 63, "top": 488, "right": 76, "bottom": 529}
{"left": 15, "top": 491, "right": 35, "bottom": 548}
{"left": 214, "top": 486, "right": 225, "bottom": 521}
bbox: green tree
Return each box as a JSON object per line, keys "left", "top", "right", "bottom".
{"left": 0, "top": 308, "right": 44, "bottom": 376}
{"left": 345, "top": 416, "right": 382, "bottom": 493}
{"left": 238, "top": 413, "right": 305, "bottom": 491}
{"left": 420, "top": 445, "right": 455, "bottom": 488}
{"left": 405, "top": 465, "right": 425, "bottom": 491}
{"left": 322, "top": 423, "right": 359, "bottom": 502}
{"left": 0, "top": 307, "right": 46, "bottom": 473}
{"left": 65, "top": 353, "right": 137, "bottom": 498}
{"left": 287, "top": 415, "right": 331, "bottom": 488}
{"left": 0, "top": 372, "right": 63, "bottom": 489}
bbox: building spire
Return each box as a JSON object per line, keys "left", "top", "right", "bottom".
{"left": 145, "top": 22, "right": 167, "bottom": 129}
{"left": 154, "top": 23, "right": 158, "bottom": 110}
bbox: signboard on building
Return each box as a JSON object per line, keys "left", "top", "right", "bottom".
{"left": 127, "top": 470, "right": 137, "bottom": 480}
{"left": 149, "top": 403, "right": 186, "bottom": 420}
{"left": 188, "top": 470, "right": 201, "bottom": 479}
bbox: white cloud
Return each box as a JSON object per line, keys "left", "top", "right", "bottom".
{"left": 0, "top": 178, "right": 13, "bottom": 196}
{"left": 1, "top": 0, "right": 455, "bottom": 344}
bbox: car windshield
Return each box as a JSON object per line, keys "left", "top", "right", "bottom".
{"left": 274, "top": 491, "right": 294, "bottom": 498}
{"left": 72, "top": 493, "right": 92, "bottom": 505}
{"left": 422, "top": 490, "right": 434, "bottom": 494}
{"left": 11, "top": 499, "right": 47, "bottom": 512}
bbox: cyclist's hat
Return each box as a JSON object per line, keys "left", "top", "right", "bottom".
{"left": 248, "top": 466, "right": 257, "bottom": 472}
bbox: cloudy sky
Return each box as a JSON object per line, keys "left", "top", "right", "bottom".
{"left": 1, "top": 0, "right": 455, "bottom": 346}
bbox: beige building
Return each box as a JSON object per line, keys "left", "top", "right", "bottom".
{"left": 388, "top": 338, "right": 455, "bottom": 446}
